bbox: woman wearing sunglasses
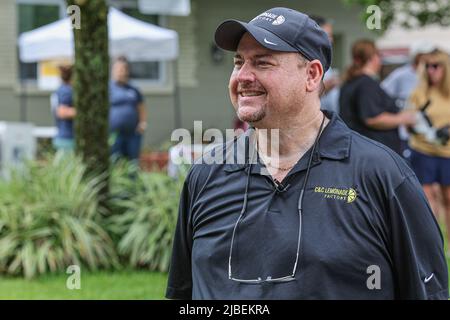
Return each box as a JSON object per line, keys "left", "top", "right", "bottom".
{"left": 408, "top": 49, "right": 450, "bottom": 250}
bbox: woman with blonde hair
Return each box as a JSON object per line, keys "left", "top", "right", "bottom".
{"left": 408, "top": 49, "right": 450, "bottom": 245}
{"left": 339, "top": 39, "right": 416, "bottom": 155}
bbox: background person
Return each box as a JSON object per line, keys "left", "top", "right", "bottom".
{"left": 339, "top": 39, "right": 416, "bottom": 154}
{"left": 382, "top": 41, "right": 436, "bottom": 109}
{"left": 166, "top": 8, "right": 448, "bottom": 300}
{"left": 52, "top": 64, "right": 76, "bottom": 151}
{"left": 381, "top": 40, "right": 436, "bottom": 159}
{"left": 109, "top": 56, "right": 148, "bottom": 162}
{"left": 407, "top": 49, "right": 450, "bottom": 249}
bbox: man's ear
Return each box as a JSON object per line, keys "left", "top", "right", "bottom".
{"left": 306, "top": 60, "right": 324, "bottom": 93}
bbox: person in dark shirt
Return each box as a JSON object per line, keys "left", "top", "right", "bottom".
{"left": 166, "top": 8, "right": 448, "bottom": 300}
{"left": 339, "top": 39, "right": 416, "bottom": 154}
{"left": 52, "top": 65, "right": 76, "bottom": 151}
{"left": 109, "top": 56, "right": 148, "bottom": 161}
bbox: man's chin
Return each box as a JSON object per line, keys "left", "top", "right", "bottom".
{"left": 238, "top": 107, "right": 266, "bottom": 123}
{"left": 239, "top": 114, "right": 265, "bottom": 124}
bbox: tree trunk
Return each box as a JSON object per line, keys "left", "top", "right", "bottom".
{"left": 68, "top": 0, "right": 110, "bottom": 199}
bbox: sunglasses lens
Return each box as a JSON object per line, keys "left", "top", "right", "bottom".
{"left": 426, "top": 63, "right": 441, "bottom": 70}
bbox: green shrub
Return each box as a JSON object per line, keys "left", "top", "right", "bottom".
{"left": 0, "top": 153, "right": 119, "bottom": 278}
{"left": 0, "top": 152, "right": 189, "bottom": 278}
{"left": 107, "top": 163, "right": 187, "bottom": 272}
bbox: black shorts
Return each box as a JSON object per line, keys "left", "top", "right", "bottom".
{"left": 410, "top": 149, "right": 450, "bottom": 186}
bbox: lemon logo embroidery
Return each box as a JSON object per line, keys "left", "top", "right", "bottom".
{"left": 347, "top": 188, "right": 357, "bottom": 203}
{"left": 272, "top": 15, "right": 285, "bottom": 25}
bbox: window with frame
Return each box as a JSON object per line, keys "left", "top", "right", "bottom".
{"left": 17, "top": 2, "right": 61, "bottom": 81}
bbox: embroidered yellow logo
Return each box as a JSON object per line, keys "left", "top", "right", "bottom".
{"left": 314, "top": 186, "right": 358, "bottom": 203}
{"left": 347, "top": 188, "right": 357, "bottom": 203}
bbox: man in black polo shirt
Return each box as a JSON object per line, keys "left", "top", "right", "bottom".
{"left": 166, "top": 7, "right": 448, "bottom": 299}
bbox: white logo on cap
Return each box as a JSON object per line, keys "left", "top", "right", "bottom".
{"left": 263, "top": 38, "right": 278, "bottom": 46}
{"left": 272, "top": 15, "right": 285, "bottom": 25}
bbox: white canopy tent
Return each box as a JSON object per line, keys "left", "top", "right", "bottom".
{"left": 18, "top": 7, "right": 179, "bottom": 62}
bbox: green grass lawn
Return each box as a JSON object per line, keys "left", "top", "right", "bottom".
{"left": 1, "top": 258, "right": 449, "bottom": 299}
{"left": 0, "top": 270, "right": 168, "bottom": 300}
{"left": 1, "top": 227, "right": 449, "bottom": 300}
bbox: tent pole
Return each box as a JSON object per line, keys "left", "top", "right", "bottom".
{"left": 173, "top": 59, "right": 181, "bottom": 130}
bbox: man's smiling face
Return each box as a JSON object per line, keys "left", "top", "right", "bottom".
{"left": 228, "top": 32, "right": 309, "bottom": 127}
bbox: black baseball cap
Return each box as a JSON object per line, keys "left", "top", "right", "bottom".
{"left": 214, "top": 7, "right": 332, "bottom": 72}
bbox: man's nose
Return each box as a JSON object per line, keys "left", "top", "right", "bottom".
{"left": 237, "top": 62, "right": 256, "bottom": 83}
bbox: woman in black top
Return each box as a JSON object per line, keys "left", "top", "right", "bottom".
{"left": 339, "top": 39, "right": 416, "bottom": 154}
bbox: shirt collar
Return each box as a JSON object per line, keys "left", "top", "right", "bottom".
{"left": 317, "top": 110, "right": 351, "bottom": 160}
{"left": 223, "top": 110, "right": 351, "bottom": 173}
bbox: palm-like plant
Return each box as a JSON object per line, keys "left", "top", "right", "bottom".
{"left": 0, "top": 153, "right": 119, "bottom": 278}
{"left": 108, "top": 165, "right": 186, "bottom": 272}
